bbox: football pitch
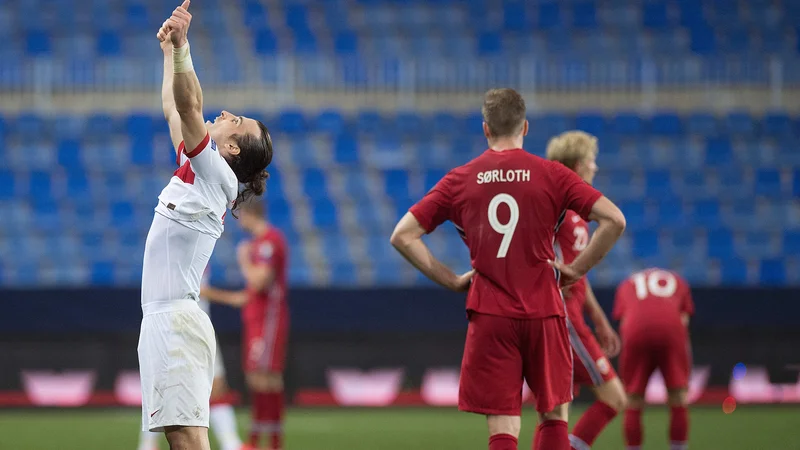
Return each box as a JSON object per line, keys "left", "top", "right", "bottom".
{"left": 0, "top": 405, "right": 796, "bottom": 449}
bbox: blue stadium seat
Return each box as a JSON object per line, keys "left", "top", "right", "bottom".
{"left": 738, "top": 231, "right": 773, "bottom": 258}
{"left": 383, "top": 169, "right": 411, "bottom": 199}
{"left": 533, "top": 113, "right": 572, "bottom": 137}
{"left": 619, "top": 201, "right": 645, "bottom": 231}
{"left": 645, "top": 169, "right": 673, "bottom": 199}
{"left": 724, "top": 111, "right": 755, "bottom": 135}
{"left": 31, "top": 199, "right": 61, "bottom": 232}
{"left": 784, "top": 231, "right": 800, "bottom": 254}
{"left": 0, "top": 170, "right": 15, "bottom": 200}
{"left": 15, "top": 112, "right": 47, "bottom": 140}
{"left": 759, "top": 258, "right": 786, "bottom": 285}
{"left": 330, "top": 262, "right": 358, "bottom": 285}
{"left": 477, "top": 32, "right": 502, "bottom": 55}
{"left": 110, "top": 201, "right": 135, "bottom": 229}
{"left": 632, "top": 230, "right": 659, "bottom": 258}
{"left": 302, "top": 168, "right": 329, "bottom": 199}
{"left": 334, "top": 31, "right": 359, "bottom": 55}
{"left": 572, "top": 1, "right": 598, "bottom": 28}
{"left": 26, "top": 30, "right": 52, "bottom": 55}
{"left": 650, "top": 112, "right": 683, "bottom": 136}
{"left": 719, "top": 26, "right": 749, "bottom": 53}
{"left": 754, "top": 168, "right": 782, "bottom": 197}
{"left": 126, "top": 113, "right": 153, "bottom": 140}
{"left": 86, "top": 114, "right": 116, "bottom": 141}
{"left": 705, "top": 136, "right": 733, "bottom": 166}
{"left": 310, "top": 198, "right": 339, "bottom": 230}
{"left": 667, "top": 229, "right": 696, "bottom": 256}
{"left": 333, "top": 133, "right": 359, "bottom": 165}
{"left": 574, "top": 112, "right": 607, "bottom": 137}
{"left": 611, "top": 112, "right": 644, "bottom": 135}
{"left": 254, "top": 29, "right": 278, "bottom": 55}
{"left": 66, "top": 169, "right": 89, "bottom": 198}
{"left": 536, "top": 2, "right": 561, "bottom": 29}
{"left": 29, "top": 170, "right": 52, "bottom": 200}
{"left": 692, "top": 199, "right": 721, "bottom": 227}
{"left": 423, "top": 169, "right": 447, "bottom": 191}
{"left": 91, "top": 261, "right": 115, "bottom": 286}
{"left": 432, "top": 112, "right": 460, "bottom": 135}
{"left": 285, "top": 4, "right": 309, "bottom": 31}
{"left": 96, "top": 30, "right": 122, "bottom": 56}
{"left": 53, "top": 115, "right": 86, "bottom": 140}
{"left": 689, "top": 25, "right": 716, "bottom": 54}
{"left": 762, "top": 111, "right": 792, "bottom": 137}
{"left": 503, "top": 3, "right": 528, "bottom": 32}
{"left": 793, "top": 169, "right": 800, "bottom": 197}
{"left": 642, "top": 2, "right": 669, "bottom": 29}
{"left": 654, "top": 197, "right": 684, "bottom": 227}
{"left": 686, "top": 112, "right": 718, "bottom": 135}
{"left": 277, "top": 110, "right": 307, "bottom": 134}
{"left": 294, "top": 30, "right": 318, "bottom": 54}
{"left": 707, "top": 227, "right": 734, "bottom": 259}
{"left": 395, "top": 112, "right": 425, "bottom": 136}
{"left": 357, "top": 110, "right": 384, "bottom": 134}
{"left": 57, "top": 139, "right": 82, "bottom": 169}
{"left": 720, "top": 258, "right": 747, "bottom": 285}
{"left": 315, "top": 109, "right": 346, "bottom": 135}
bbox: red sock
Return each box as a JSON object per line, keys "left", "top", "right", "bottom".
{"left": 570, "top": 401, "right": 618, "bottom": 448}
{"left": 489, "top": 433, "right": 518, "bottom": 450}
{"left": 669, "top": 406, "right": 689, "bottom": 448}
{"left": 248, "top": 392, "right": 267, "bottom": 446}
{"left": 623, "top": 408, "right": 643, "bottom": 447}
{"left": 267, "top": 391, "right": 285, "bottom": 449}
{"left": 535, "top": 420, "right": 569, "bottom": 450}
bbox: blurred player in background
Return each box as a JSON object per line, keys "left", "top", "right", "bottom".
{"left": 138, "top": 270, "right": 243, "bottom": 450}
{"left": 390, "top": 88, "right": 626, "bottom": 450}
{"left": 613, "top": 268, "right": 695, "bottom": 450}
{"left": 203, "top": 199, "right": 289, "bottom": 450}
{"left": 546, "top": 132, "right": 627, "bottom": 450}
{"left": 139, "top": 2, "right": 273, "bottom": 449}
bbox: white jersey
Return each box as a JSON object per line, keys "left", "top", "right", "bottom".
{"left": 141, "top": 134, "right": 238, "bottom": 307}
{"left": 156, "top": 134, "right": 238, "bottom": 239}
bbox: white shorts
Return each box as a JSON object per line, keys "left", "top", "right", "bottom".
{"left": 138, "top": 300, "right": 216, "bottom": 432}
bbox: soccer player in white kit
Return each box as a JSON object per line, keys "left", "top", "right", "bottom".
{"left": 139, "top": 2, "right": 273, "bottom": 449}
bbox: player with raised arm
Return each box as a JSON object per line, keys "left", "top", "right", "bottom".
{"left": 545, "top": 131, "right": 627, "bottom": 450}
{"left": 613, "top": 268, "right": 694, "bottom": 450}
{"left": 390, "top": 89, "right": 626, "bottom": 450}
{"left": 202, "top": 199, "right": 289, "bottom": 450}
{"left": 138, "top": 2, "right": 273, "bottom": 449}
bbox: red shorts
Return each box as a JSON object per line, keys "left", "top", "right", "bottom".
{"left": 569, "top": 320, "right": 617, "bottom": 388}
{"left": 619, "top": 332, "right": 690, "bottom": 395}
{"left": 459, "top": 313, "right": 573, "bottom": 415}
{"left": 243, "top": 303, "right": 289, "bottom": 373}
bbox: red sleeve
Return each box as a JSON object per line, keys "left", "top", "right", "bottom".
{"left": 408, "top": 173, "right": 454, "bottom": 233}
{"left": 550, "top": 161, "right": 603, "bottom": 221}
{"left": 612, "top": 282, "right": 627, "bottom": 321}
{"left": 251, "top": 235, "right": 279, "bottom": 267}
{"left": 184, "top": 133, "right": 210, "bottom": 158}
{"left": 680, "top": 278, "right": 695, "bottom": 316}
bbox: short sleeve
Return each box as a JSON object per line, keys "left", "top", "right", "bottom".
{"left": 612, "top": 282, "right": 627, "bottom": 321}
{"left": 182, "top": 134, "right": 238, "bottom": 190}
{"left": 408, "top": 174, "right": 454, "bottom": 233}
{"left": 550, "top": 162, "right": 603, "bottom": 221}
{"left": 252, "top": 236, "right": 280, "bottom": 267}
{"left": 680, "top": 279, "right": 695, "bottom": 316}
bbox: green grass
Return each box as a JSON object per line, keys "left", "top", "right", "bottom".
{"left": 0, "top": 405, "right": 796, "bottom": 449}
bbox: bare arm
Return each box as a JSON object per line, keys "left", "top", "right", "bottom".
{"left": 159, "top": 39, "right": 183, "bottom": 152}
{"left": 584, "top": 280, "right": 621, "bottom": 357}
{"left": 562, "top": 196, "right": 626, "bottom": 280}
{"left": 200, "top": 286, "right": 247, "bottom": 308}
{"left": 162, "top": 1, "right": 207, "bottom": 151}
{"left": 390, "top": 212, "right": 473, "bottom": 292}
{"left": 236, "top": 242, "right": 276, "bottom": 293}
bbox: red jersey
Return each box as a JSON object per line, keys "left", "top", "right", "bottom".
{"left": 409, "top": 148, "right": 603, "bottom": 319}
{"left": 554, "top": 210, "right": 590, "bottom": 325}
{"left": 242, "top": 226, "right": 288, "bottom": 326}
{"left": 613, "top": 268, "right": 694, "bottom": 339}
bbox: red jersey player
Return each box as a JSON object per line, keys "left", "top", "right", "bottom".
{"left": 613, "top": 268, "right": 694, "bottom": 450}
{"left": 203, "top": 199, "right": 289, "bottom": 450}
{"left": 546, "top": 131, "right": 627, "bottom": 450}
{"left": 391, "top": 89, "right": 626, "bottom": 450}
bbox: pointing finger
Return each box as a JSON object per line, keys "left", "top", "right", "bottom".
{"left": 181, "top": 0, "right": 191, "bottom": 10}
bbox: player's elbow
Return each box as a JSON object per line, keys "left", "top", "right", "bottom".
{"left": 608, "top": 209, "right": 626, "bottom": 236}
{"left": 389, "top": 229, "right": 412, "bottom": 251}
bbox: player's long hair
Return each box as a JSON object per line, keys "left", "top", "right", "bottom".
{"left": 228, "top": 120, "right": 273, "bottom": 218}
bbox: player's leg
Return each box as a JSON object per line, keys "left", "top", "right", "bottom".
{"left": 137, "top": 430, "right": 161, "bottom": 450}
{"left": 619, "top": 339, "right": 656, "bottom": 450}
{"left": 209, "top": 368, "right": 243, "bottom": 450}
{"left": 458, "top": 313, "right": 524, "bottom": 450}
{"left": 568, "top": 326, "right": 626, "bottom": 449}
{"left": 662, "top": 338, "right": 691, "bottom": 450}
{"left": 164, "top": 426, "right": 211, "bottom": 450}
{"left": 244, "top": 309, "right": 288, "bottom": 450}
{"left": 525, "top": 316, "right": 573, "bottom": 450}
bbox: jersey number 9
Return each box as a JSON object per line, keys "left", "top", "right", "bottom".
{"left": 488, "top": 193, "right": 519, "bottom": 258}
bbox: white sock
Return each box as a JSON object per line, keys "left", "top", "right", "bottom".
{"left": 210, "top": 403, "right": 242, "bottom": 450}
{"left": 137, "top": 430, "right": 160, "bottom": 450}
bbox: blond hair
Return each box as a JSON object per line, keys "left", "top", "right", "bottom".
{"left": 481, "top": 88, "right": 526, "bottom": 138}
{"left": 545, "top": 130, "right": 598, "bottom": 170}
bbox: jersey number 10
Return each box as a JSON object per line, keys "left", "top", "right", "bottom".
{"left": 488, "top": 193, "right": 519, "bottom": 258}
{"left": 632, "top": 270, "right": 677, "bottom": 300}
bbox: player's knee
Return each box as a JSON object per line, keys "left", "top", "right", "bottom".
{"left": 486, "top": 415, "right": 521, "bottom": 438}
{"left": 667, "top": 389, "right": 688, "bottom": 407}
{"left": 538, "top": 402, "right": 569, "bottom": 422}
{"left": 596, "top": 378, "right": 627, "bottom": 411}
{"left": 164, "top": 426, "right": 207, "bottom": 450}
{"left": 246, "top": 371, "right": 283, "bottom": 392}
{"left": 626, "top": 394, "right": 645, "bottom": 410}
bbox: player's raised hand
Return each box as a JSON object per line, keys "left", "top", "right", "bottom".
{"left": 157, "top": 20, "right": 173, "bottom": 50}
{"left": 451, "top": 269, "right": 475, "bottom": 292}
{"left": 595, "top": 324, "right": 622, "bottom": 358}
{"left": 165, "top": 0, "right": 192, "bottom": 48}
{"left": 547, "top": 259, "right": 583, "bottom": 288}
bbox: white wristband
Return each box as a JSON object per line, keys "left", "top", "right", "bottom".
{"left": 172, "top": 43, "right": 194, "bottom": 73}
